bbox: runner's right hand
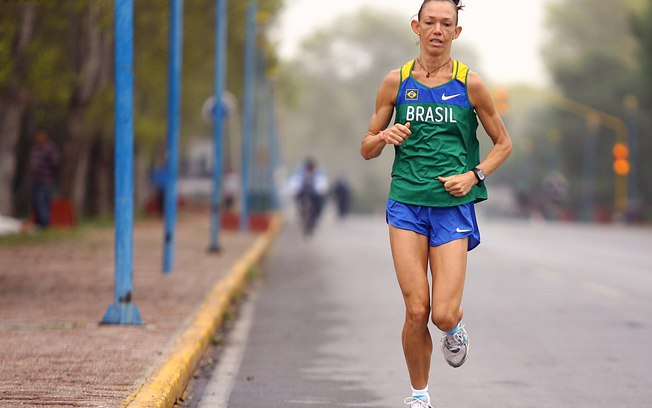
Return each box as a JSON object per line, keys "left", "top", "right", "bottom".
{"left": 380, "top": 122, "right": 411, "bottom": 146}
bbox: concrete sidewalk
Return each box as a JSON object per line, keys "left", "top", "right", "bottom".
{"left": 0, "top": 212, "right": 281, "bottom": 407}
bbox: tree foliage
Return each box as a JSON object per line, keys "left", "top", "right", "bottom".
{"left": 538, "top": 0, "right": 651, "bottom": 220}
{"left": 543, "top": 0, "right": 640, "bottom": 113}
{"left": 0, "top": 0, "right": 283, "bottom": 218}
{"left": 631, "top": 0, "right": 652, "bottom": 107}
{"left": 0, "top": 4, "right": 36, "bottom": 215}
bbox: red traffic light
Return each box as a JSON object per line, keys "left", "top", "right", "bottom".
{"left": 612, "top": 143, "right": 629, "bottom": 160}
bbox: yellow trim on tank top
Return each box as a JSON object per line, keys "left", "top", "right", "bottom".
{"left": 400, "top": 60, "right": 414, "bottom": 83}
{"left": 455, "top": 61, "right": 469, "bottom": 84}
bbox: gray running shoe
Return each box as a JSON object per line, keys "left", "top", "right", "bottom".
{"left": 404, "top": 396, "right": 432, "bottom": 408}
{"left": 441, "top": 323, "right": 469, "bottom": 368}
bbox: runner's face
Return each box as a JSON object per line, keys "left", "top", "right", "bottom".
{"left": 413, "top": 2, "right": 460, "bottom": 53}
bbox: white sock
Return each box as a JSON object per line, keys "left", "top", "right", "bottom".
{"left": 411, "top": 385, "right": 430, "bottom": 403}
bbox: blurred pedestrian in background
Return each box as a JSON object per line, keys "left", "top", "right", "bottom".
{"left": 29, "top": 129, "right": 60, "bottom": 229}
{"left": 360, "top": 1, "right": 512, "bottom": 406}
{"left": 148, "top": 164, "right": 167, "bottom": 217}
{"left": 222, "top": 165, "right": 240, "bottom": 212}
{"left": 288, "top": 157, "right": 329, "bottom": 235}
{"left": 331, "top": 174, "right": 352, "bottom": 219}
{"left": 540, "top": 170, "right": 569, "bottom": 221}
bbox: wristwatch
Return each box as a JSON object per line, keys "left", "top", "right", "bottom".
{"left": 472, "top": 167, "right": 485, "bottom": 187}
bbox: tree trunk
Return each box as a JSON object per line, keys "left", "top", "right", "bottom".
{"left": 62, "top": 106, "right": 94, "bottom": 213}
{"left": 94, "top": 137, "right": 114, "bottom": 216}
{"left": 86, "top": 134, "right": 113, "bottom": 217}
{"left": 0, "top": 5, "right": 35, "bottom": 216}
{"left": 59, "top": 2, "right": 105, "bottom": 215}
{"left": 135, "top": 150, "right": 150, "bottom": 213}
{"left": 88, "top": 11, "right": 114, "bottom": 218}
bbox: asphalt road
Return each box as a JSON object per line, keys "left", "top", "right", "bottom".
{"left": 194, "top": 212, "right": 652, "bottom": 407}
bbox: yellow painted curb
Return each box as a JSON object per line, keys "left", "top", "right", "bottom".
{"left": 121, "top": 214, "right": 283, "bottom": 408}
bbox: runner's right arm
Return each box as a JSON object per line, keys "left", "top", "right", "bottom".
{"left": 360, "top": 70, "right": 411, "bottom": 160}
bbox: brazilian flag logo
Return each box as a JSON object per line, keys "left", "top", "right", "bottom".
{"left": 406, "top": 89, "right": 418, "bottom": 100}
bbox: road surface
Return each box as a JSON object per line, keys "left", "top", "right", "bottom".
{"left": 192, "top": 213, "right": 652, "bottom": 407}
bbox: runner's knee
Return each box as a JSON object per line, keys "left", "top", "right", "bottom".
{"left": 405, "top": 303, "right": 430, "bottom": 327}
{"left": 431, "top": 309, "right": 458, "bottom": 332}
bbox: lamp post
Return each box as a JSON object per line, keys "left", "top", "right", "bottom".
{"left": 240, "top": 0, "right": 258, "bottom": 231}
{"left": 209, "top": 0, "right": 228, "bottom": 252}
{"left": 163, "top": 0, "right": 184, "bottom": 273}
{"left": 102, "top": 0, "right": 142, "bottom": 325}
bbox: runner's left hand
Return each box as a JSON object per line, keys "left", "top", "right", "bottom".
{"left": 438, "top": 172, "right": 476, "bottom": 198}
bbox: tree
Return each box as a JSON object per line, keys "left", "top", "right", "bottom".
{"left": 540, "top": 0, "right": 650, "bottom": 219}
{"left": 543, "top": 0, "right": 639, "bottom": 113}
{"left": 0, "top": 1, "right": 112, "bottom": 218}
{"left": 630, "top": 0, "right": 652, "bottom": 218}
{"left": 59, "top": 1, "right": 113, "bottom": 214}
{"left": 0, "top": 4, "right": 35, "bottom": 216}
{"left": 631, "top": 0, "right": 652, "bottom": 107}
{"left": 0, "top": 0, "right": 284, "bottom": 219}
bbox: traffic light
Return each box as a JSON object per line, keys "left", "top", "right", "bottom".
{"left": 493, "top": 87, "right": 510, "bottom": 116}
{"left": 612, "top": 143, "right": 630, "bottom": 176}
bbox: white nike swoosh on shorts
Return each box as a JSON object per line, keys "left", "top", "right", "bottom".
{"left": 456, "top": 228, "right": 472, "bottom": 233}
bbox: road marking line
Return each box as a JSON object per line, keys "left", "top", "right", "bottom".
{"left": 284, "top": 401, "right": 378, "bottom": 407}
{"left": 198, "top": 290, "right": 259, "bottom": 408}
{"left": 286, "top": 400, "right": 332, "bottom": 405}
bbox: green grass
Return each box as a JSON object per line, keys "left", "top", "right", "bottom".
{"left": 0, "top": 216, "right": 117, "bottom": 247}
{"left": 0, "top": 226, "right": 83, "bottom": 246}
{"left": 246, "top": 265, "right": 261, "bottom": 280}
{"left": 0, "top": 211, "right": 161, "bottom": 247}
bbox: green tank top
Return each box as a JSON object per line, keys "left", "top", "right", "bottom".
{"left": 389, "top": 60, "right": 487, "bottom": 207}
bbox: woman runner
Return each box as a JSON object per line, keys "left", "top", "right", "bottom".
{"left": 360, "top": 1, "right": 512, "bottom": 406}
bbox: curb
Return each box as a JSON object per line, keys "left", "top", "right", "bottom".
{"left": 120, "top": 214, "right": 283, "bottom": 408}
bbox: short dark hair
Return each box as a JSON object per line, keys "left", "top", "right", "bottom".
{"left": 304, "top": 157, "right": 316, "bottom": 172}
{"left": 418, "top": 0, "right": 464, "bottom": 22}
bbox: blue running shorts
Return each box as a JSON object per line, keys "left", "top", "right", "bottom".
{"left": 385, "top": 199, "right": 481, "bottom": 250}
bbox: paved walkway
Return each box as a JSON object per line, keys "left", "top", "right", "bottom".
{"left": 0, "top": 212, "right": 277, "bottom": 407}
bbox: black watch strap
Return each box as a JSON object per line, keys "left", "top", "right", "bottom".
{"left": 472, "top": 167, "right": 485, "bottom": 187}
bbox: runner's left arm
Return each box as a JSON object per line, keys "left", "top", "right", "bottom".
{"left": 438, "top": 71, "right": 512, "bottom": 197}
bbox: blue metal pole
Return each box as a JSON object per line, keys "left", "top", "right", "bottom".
{"left": 268, "top": 86, "right": 281, "bottom": 209}
{"left": 261, "top": 77, "right": 274, "bottom": 209}
{"left": 209, "top": 0, "right": 228, "bottom": 252}
{"left": 163, "top": 0, "right": 183, "bottom": 273}
{"left": 240, "top": 0, "right": 257, "bottom": 231}
{"left": 102, "top": 0, "right": 142, "bottom": 325}
{"left": 253, "top": 50, "right": 267, "bottom": 211}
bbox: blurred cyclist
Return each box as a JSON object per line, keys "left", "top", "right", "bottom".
{"left": 289, "top": 157, "right": 329, "bottom": 235}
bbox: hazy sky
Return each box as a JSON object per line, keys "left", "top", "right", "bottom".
{"left": 274, "top": 0, "right": 550, "bottom": 85}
